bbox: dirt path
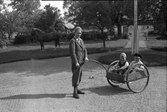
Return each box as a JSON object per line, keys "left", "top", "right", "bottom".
{"left": 0, "top": 55, "right": 166, "bottom": 112}
{"left": 125, "top": 32, "right": 147, "bottom": 49}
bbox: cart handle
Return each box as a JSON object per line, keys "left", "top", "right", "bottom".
{"left": 85, "top": 59, "right": 107, "bottom": 71}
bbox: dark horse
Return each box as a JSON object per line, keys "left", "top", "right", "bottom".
{"left": 31, "top": 28, "right": 61, "bottom": 50}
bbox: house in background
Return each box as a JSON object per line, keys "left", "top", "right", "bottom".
{"left": 114, "top": 20, "right": 154, "bottom": 39}
{"left": 127, "top": 20, "right": 154, "bottom": 38}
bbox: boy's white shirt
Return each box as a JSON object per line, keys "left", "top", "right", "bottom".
{"left": 129, "top": 60, "right": 144, "bottom": 71}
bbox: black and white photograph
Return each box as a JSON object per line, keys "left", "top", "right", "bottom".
{"left": 0, "top": 0, "right": 166, "bottom": 111}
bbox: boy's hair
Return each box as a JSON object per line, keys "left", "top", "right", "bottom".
{"left": 120, "top": 52, "right": 126, "bottom": 58}
{"left": 74, "top": 26, "right": 82, "bottom": 33}
{"left": 134, "top": 53, "right": 142, "bottom": 59}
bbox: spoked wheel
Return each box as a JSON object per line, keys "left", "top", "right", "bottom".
{"left": 126, "top": 63, "right": 150, "bottom": 93}
{"left": 107, "top": 77, "right": 123, "bottom": 87}
{"left": 106, "top": 60, "right": 123, "bottom": 87}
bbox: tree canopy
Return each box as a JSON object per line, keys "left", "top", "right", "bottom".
{"left": 63, "top": 1, "right": 134, "bottom": 47}
{"left": 34, "top": 4, "right": 63, "bottom": 32}
{"left": 0, "top": 0, "right": 166, "bottom": 45}
{"left": 0, "top": 0, "right": 64, "bottom": 41}
{"left": 63, "top": 0, "right": 166, "bottom": 47}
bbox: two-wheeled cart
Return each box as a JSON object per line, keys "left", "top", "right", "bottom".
{"left": 82, "top": 59, "right": 150, "bottom": 93}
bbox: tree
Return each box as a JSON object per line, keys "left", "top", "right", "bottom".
{"left": 9, "top": 0, "right": 40, "bottom": 13}
{"left": 9, "top": 0, "right": 41, "bottom": 33}
{"left": 0, "top": 0, "right": 42, "bottom": 46}
{"left": 137, "top": 0, "right": 166, "bottom": 37}
{"left": 152, "top": 1, "right": 167, "bottom": 33}
{"left": 64, "top": 1, "right": 112, "bottom": 47}
{"left": 34, "top": 4, "right": 62, "bottom": 33}
{"left": 0, "top": 10, "right": 18, "bottom": 40}
{"left": 63, "top": 1, "right": 133, "bottom": 47}
{"left": 111, "top": 0, "right": 133, "bottom": 39}
{"left": 54, "top": 18, "right": 66, "bottom": 32}
{"left": 0, "top": 0, "right": 3, "bottom": 4}
{"left": 64, "top": 0, "right": 167, "bottom": 46}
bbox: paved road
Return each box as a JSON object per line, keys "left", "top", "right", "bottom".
{"left": 0, "top": 53, "right": 166, "bottom": 112}
{"left": 125, "top": 32, "right": 147, "bottom": 49}
{"left": 0, "top": 34, "right": 166, "bottom": 112}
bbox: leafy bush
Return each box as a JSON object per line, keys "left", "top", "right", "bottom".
{"left": 95, "top": 33, "right": 108, "bottom": 40}
{"left": 148, "top": 30, "right": 159, "bottom": 35}
{"left": 156, "top": 36, "right": 167, "bottom": 40}
{"left": 122, "top": 33, "right": 129, "bottom": 39}
{"left": 13, "top": 35, "right": 32, "bottom": 44}
{"left": 0, "top": 39, "right": 10, "bottom": 48}
{"left": 67, "top": 33, "right": 74, "bottom": 41}
{"left": 156, "top": 31, "right": 167, "bottom": 40}
{"left": 60, "top": 33, "right": 68, "bottom": 41}
{"left": 66, "top": 32, "right": 108, "bottom": 41}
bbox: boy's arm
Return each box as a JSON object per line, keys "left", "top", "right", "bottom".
{"left": 69, "top": 39, "right": 78, "bottom": 65}
{"left": 119, "top": 62, "right": 129, "bottom": 70}
{"left": 112, "top": 63, "right": 118, "bottom": 70}
{"left": 81, "top": 39, "right": 88, "bottom": 61}
{"left": 135, "top": 62, "right": 145, "bottom": 71}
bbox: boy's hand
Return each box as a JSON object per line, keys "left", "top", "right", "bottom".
{"left": 76, "top": 62, "right": 80, "bottom": 67}
{"left": 85, "top": 57, "right": 89, "bottom": 62}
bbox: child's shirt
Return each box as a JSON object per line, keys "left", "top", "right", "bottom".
{"left": 129, "top": 60, "right": 143, "bottom": 71}
{"left": 113, "top": 60, "right": 129, "bottom": 70}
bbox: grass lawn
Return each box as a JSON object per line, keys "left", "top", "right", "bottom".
{"left": 0, "top": 37, "right": 166, "bottom": 67}
{"left": 98, "top": 39, "right": 167, "bottom": 67}
{"left": 0, "top": 39, "right": 128, "bottom": 64}
{"left": 98, "top": 49, "right": 167, "bottom": 67}
{"left": 146, "top": 40, "right": 167, "bottom": 51}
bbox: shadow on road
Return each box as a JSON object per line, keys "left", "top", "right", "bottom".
{"left": 82, "top": 85, "right": 133, "bottom": 96}
{"left": 0, "top": 55, "right": 71, "bottom": 76}
{"left": 0, "top": 93, "right": 67, "bottom": 100}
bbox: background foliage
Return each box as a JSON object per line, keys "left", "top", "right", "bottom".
{"left": 0, "top": 0, "right": 166, "bottom": 46}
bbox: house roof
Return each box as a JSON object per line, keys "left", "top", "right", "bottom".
{"left": 64, "top": 21, "right": 75, "bottom": 29}
{"left": 137, "top": 20, "right": 154, "bottom": 25}
{"left": 123, "top": 20, "right": 154, "bottom": 25}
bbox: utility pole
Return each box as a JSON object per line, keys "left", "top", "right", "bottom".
{"left": 132, "top": 0, "right": 139, "bottom": 54}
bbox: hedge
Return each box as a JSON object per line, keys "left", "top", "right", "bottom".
{"left": 13, "top": 35, "right": 32, "bottom": 44}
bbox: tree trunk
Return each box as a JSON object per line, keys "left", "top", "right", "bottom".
{"left": 8, "top": 34, "right": 11, "bottom": 40}
{"left": 0, "top": 31, "right": 5, "bottom": 39}
{"left": 117, "top": 23, "right": 122, "bottom": 39}
{"left": 100, "top": 28, "right": 106, "bottom": 48}
{"left": 102, "top": 38, "right": 106, "bottom": 48}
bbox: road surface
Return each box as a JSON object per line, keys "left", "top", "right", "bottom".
{"left": 0, "top": 54, "right": 166, "bottom": 112}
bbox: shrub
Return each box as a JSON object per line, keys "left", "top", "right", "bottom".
{"left": 122, "top": 33, "right": 129, "bottom": 39}
{"left": 156, "top": 36, "right": 167, "bottom": 40}
{"left": 67, "top": 32, "right": 108, "bottom": 41}
{"left": 156, "top": 31, "right": 167, "bottom": 40}
{"left": 96, "top": 33, "right": 108, "bottom": 40}
{"left": 67, "top": 33, "right": 74, "bottom": 41}
{"left": 81, "top": 32, "right": 93, "bottom": 40}
{"left": 60, "top": 33, "right": 68, "bottom": 41}
{"left": 148, "top": 30, "right": 159, "bottom": 35}
{"left": 13, "top": 35, "right": 32, "bottom": 44}
{"left": 0, "top": 39, "right": 10, "bottom": 48}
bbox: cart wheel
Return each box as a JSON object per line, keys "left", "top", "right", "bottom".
{"left": 106, "top": 60, "right": 122, "bottom": 87}
{"left": 107, "top": 78, "right": 122, "bottom": 87}
{"left": 126, "top": 63, "right": 150, "bottom": 93}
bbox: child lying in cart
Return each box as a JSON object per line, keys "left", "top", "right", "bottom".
{"left": 124, "top": 53, "right": 146, "bottom": 81}
{"left": 128, "top": 53, "right": 144, "bottom": 73}
{"left": 112, "top": 52, "right": 129, "bottom": 75}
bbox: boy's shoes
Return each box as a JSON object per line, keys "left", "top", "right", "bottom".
{"left": 73, "top": 93, "right": 79, "bottom": 99}
{"left": 77, "top": 90, "right": 85, "bottom": 94}
{"left": 72, "top": 90, "right": 84, "bottom": 99}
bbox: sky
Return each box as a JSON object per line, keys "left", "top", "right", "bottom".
{"left": 40, "top": 1, "right": 74, "bottom": 28}
{"left": 4, "top": 0, "right": 65, "bottom": 16}
{"left": 40, "top": 0, "right": 64, "bottom": 16}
